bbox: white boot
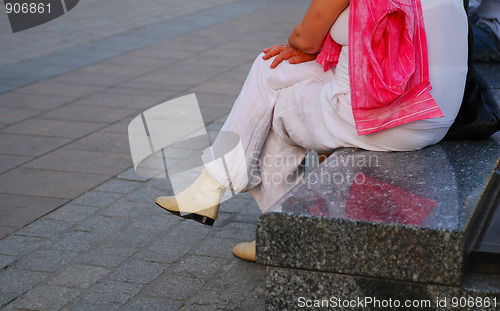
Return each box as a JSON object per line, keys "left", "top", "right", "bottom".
{"left": 232, "top": 240, "right": 256, "bottom": 262}
{"left": 155, "top": 169, "right": 225, "bottom": 226}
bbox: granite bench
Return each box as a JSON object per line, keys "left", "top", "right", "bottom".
{"left": 255, "top": 65, "right": 500, "bottom": 310}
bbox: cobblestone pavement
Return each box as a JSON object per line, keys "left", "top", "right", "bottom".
{"left": 0, "top": 0, "right": 308, "bottom": 309}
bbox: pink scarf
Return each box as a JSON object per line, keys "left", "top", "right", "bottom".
{"left": 317, "top": 0, "right": 443, "bottom": 136}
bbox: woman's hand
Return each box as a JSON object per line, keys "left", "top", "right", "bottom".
{"left": 262, "top": 44, "right": 317, "bottom": 69}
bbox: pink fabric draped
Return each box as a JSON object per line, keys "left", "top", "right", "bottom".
{"left": 316, "top": 0, "right": 444, "bottom": 136}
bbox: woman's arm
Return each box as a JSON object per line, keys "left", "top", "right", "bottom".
{"left": 262, "top": 0, "right": 349, "bottom": 68}
{"left": 289, "top": 0, "right": 350, "bottom": 54}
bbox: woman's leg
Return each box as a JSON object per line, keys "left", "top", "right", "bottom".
{"left": 204, "top": 53, "right": 333, "bottom": 193}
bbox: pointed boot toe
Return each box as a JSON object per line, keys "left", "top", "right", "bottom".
{"left": 232, "top": 240, "right": 256, "bottom": 262}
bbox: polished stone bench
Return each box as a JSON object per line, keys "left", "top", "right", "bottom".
{"left": 256, "top": 65, "right": 500, "bottom": 310}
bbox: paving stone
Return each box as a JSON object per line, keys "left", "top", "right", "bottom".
{"left": 131, "top": 213, "right": 180, "bottom": 230}
{"left": 0, "top": 91, "right": 72, "bottom": 111}
{"left": 73, "top": 91, "right": 166, "bottom": 110}
{"left": 0, "top": 234, "right": 49, "bottom": 256}
{"left": 49, "top": 231, "right": 103, "bottom": 252}
{"left": 109, "top": 260, "right": 167, "bottom": 283}
{"left": 0, "top": 168, "right": 110, "bottom": 199}
{"left": 0, "top": 194, "right": 67, "bottom": 227}
{"left": 45, "top": 203, "right": 99, "bottom": 223}
{"left": 171, "top": 255, "right": 229, "bottom": 280}
{"left": 16, "top": 219, "right": 74, "bottom": 238}
{"left": 49, "top": 70, "right": 131, "bottom": 87}
{"left": 125, "top": 187, "right": 168, "bottom": 203}
{"left": 16, "top": 249, "right": 78, "bottom": 272}
{"left": 195, "top": 238, "right": 240, "bottom": 259}
{"left": 0, "top": 255, "right": 17, "bottom": 270}
{"left": 72, "top": 191, "right": 123, "bottom": 208}
{"left": 61, "top": 303, "right": 119, "bottom": 311}
{"left": 22, "top": 149, "right": 133, "bottom": 176}
{"left": 123, "top": 297, "right": 184, "bottom": 311}
{"left": 0, "top": 107, "right": 40, "bottom": 125}
{"left": 99, "top": 200, "right": 151, "bottom": 219}
{"left": 116, "top": 167, "right": 150, "bottom": 182}
{"left": 189, "top": 288, "right": 247, "bottom": 309}
{"left": 105, "top": 226, "right": 160, "bottom": 248}
{"left": 80, "top": 281, "right": 143, "bottom": 307}
{"left": 16, "top": 81, "right": 106, "bottom": 99}
{"left": 2, "top": 118, "right": 106, "bottom": 139}
{"left": 136, "top": 241, "right": 190, "bottom": 264}
{"left": 0, "top": 294, "right": 17, "bottom": 309}
{"left": 0, "top": 268, "right": 49, "bottom": 294}
{"left": 49, "top": 265, "right": 110, "bottom": 288}
{"left": 0, "top": 154, "right": 32, "bottom": 174}
{"left": 66, "top": 131, "right": 130, "bottom": 154}
{"left": 206, "top": 260, "right": 266, "bottom": 294}
{"left": 39, "top": 104, "right": 137, "bottom": 123}
{"left": 161, "top": 222, "right": 212, "bottom": 245}
{"left": 11, "top": 285, "right": 81, "bottom": 311}
{"left": 149, "top": 276, "right": 206, "bottom": 300}
{"left": 95, "top": 179, "right": 144, "bottom": 194}
{"left": 0, "top": 133, "right": 71, "bottom": 156}
{"left": 75, "top": 245, "right": 137, "bottom": 267}
{"left": 210, "top": 221, "right": 256, "bottom": 241}
{"left": 75, "top": 215, "right": 129, "bottom": 235}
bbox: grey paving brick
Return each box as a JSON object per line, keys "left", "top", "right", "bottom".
{"left": 49, "top": 231, "right": 102, "bottom": 252}
{"left": 2, "top": 118, "right": 106, "bottom": 139}
{"left": 148, "top": 276, "right": 206, "bottom": 300}
{"left": 61, "top": 303, "right": 119, "bottom": 311}
{"left": 0, "top": 194, "right": 67, "bottom": 228}
{"left": 0, "top": 133, "right": 71, "bottom": 157}
{"left": 0, "top": 107, "right": 40, "bottom": 125}
{"left": 39, "top": 104, "right": 136, "bottom": 123}
{"left": 104, "top": 226, "right": 160, "bottom": 248}
{"left": 162, "top": 222, "right": 212, "bottom": 245}
{"left": 131, "top": 213, "right": 180, "bottom": 231}
{"left": 22, "top": 148, "right": 133, "bottom": 176}
{"left": 45, "top": 203, "right": 99, "bottom": 223}
{"left": 117, "top": 167, "right": 149, "bottom": 182}
{"left": 188, "top": 289, "right": 247, "bottom": 309}
{"left": 0, "top": 226, "right": 17, "bottom": 240}
{"left": 99, "top": 200, "right": 151, "bottom": 219}
{"left": 135, "top": 241, "right": 190, "bottom": 264}
{"left": 210, "top": 221, "right": 256, "bottom": 241}
{"left": 66, "top": 131, "right": 130, "bottom": 154}
{"left": 0, "top": 90, "right": 72, "bottom": 111}
{"left": 75, "top": 215, "right": 129, "bottom": 235}
{"left": 195, "top": 238, "right": 240, "bottom": 259}
{"left": 17, "top": 249, "right": 78, "bottom": 272}
{"left": 0, "top": 234, "right": 49, "bottom": 256}
{"left": 171, "top": 255, "right": 229, "bottom": 280}
{"left": 95, "top": 179, "right": 144, "bottom": 194}
{"left": 109, "top": 260, "right": 167, "bottom": 283}
{"left": 75, "top": 245, "right": 136, "bottom": 267}
{"left": 49, "top": 70, "right": 130, "bottom": 87}
{"left": 49, "top": 265, "right": 110, "bottom": 288}
{"left": 16, "top": 219, "right": 74, "bottom": 238}
{"left": 0, "top": 294, "right": 17, "bottom": 309}
{"left": 125, "top": 187, "right": 168, "bottom": 203}
{"left": 0, "top": 255, "right": 17, "bottom": 270}
{"left": 0, "top": 168, "right": 110, "bottom": 199}
{"left": 72, "top": 191, "right": 123, "bottom": 208}
{"left": 123, "top": 297, "right": 184, "bottom": 311}
{"left": 205, "top": 260, "right": 266, "bottom": 294}
{"left": 80, "top": 281, "right": 143, "bottom": 307}
{"left": 0, "top": 268, "right": 49, "bottom": 294}
{"left": 16, "top": 81, "right": 106, "bottom": 99}
{"left": 11, "top": 285, "right": 81, "bottom": 311}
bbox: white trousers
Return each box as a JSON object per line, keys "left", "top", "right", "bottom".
{"left": 205, "top": 0, "right": 468, "bottom": 212}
